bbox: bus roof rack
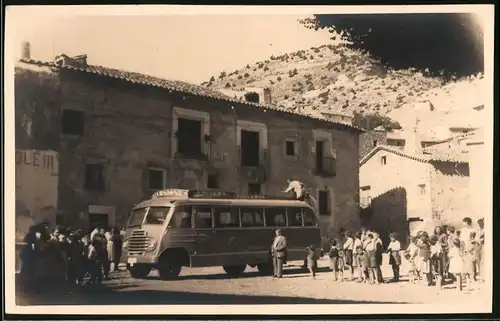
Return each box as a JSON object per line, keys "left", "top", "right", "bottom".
{"left": 235, "top": 194, "right": 295, "bottom": 200}
{"left": 151, "top": 189, "right": 298, "bottom": 201}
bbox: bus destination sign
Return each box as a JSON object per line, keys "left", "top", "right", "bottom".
{"left": 152, "top": 189, "right": 189, "bottom": 199}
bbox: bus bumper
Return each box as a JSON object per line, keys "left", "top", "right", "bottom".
{"left": 125, "top": 255, "right": 158, "bottom": 267}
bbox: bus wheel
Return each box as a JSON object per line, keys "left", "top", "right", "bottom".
{"left": 257, "top": 262, "right": 273, "bottom": 276}
{"left": 129, "top": 265, "right": 151, "bottom": 279}
{"left": 223, "top": 265, "right": 246, "bottom": 277}
{"left": 158, "top": 261, "right": 182, "bottom": 280}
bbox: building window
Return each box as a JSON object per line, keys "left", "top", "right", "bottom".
{"left": 380, "top": 156, "right": 387, "bottom": 165}
{"left": 148, "top": 168, "right": 166, "bottom": 190}
{"left": 318, "top": 190, "right": 329, "bottom": 216}
{"left": 207, "top": 173, "right": 219, "bottom": 189}
{"left": 241, "top": 130, "right": 260, "bottom": 166}
{"left": 84, "top": 164, "right": 104, "bottom": 191}
{"left": 373, "top": 140, "right": 378, "bottom": 147}
{"left": 248, "top": 183, "right": 261, "bottom": 195}
{"left": 285, "top": 140, "right": 296, "bottom": 156}
{"left": 61, "top": 109, "right": 84, "bottom": 136}
{"left": 176, "top": 118, "right": 203, "bottom": 158}
{"left": 418, "top": 184, "right": 426, "bottom": 196}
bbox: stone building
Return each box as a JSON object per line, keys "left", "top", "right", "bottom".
{"left": 15, "top": 49, "right": 362, "bottom": 242}
{"left": 359, "top": 144, "right": 470, "bottom": 246}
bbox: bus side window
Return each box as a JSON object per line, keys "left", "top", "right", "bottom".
{"left": 302, "top": 208, "right": 317, "bottom": 227}
{"left": 169, "top": 206, "right": 192, "bottom": 229}
{"left": 193, "top": 206, "right": 213, "bottom": 228}
{"left": 265, "top": 207, "right": 286, "bottom": 227}
{"left": 240, "top": 207, "right": 264, "bottom": 227}
{"left": 286, "top": 207, "right": 302, "bottom": 227}
{"left": 214, "top": 207, "right": 240, "bottom": 228}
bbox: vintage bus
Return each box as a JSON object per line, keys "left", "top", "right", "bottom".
{"left": 123, "top": 189, "right": 322, "bottom": 279}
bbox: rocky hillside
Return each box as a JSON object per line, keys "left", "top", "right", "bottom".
{"left": 202, "top": 44, "right": 448, "bottom": 118}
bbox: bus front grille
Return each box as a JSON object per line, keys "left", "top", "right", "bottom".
{"left": 127, "top": 230, "right": 148, "bottom": 254}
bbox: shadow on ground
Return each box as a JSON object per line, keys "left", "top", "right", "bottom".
{"left": 15, "top": 267, "right": 409, "bottom": 306}
{"left": 16, "top": 282, "right": 406, "bottom": 305}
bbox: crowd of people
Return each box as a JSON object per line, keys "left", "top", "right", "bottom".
{"left": 272, "top": 216, "right": 485, "bottom": 291}
{"left": 19, "top": 222, "right": 125, "bottom": 288}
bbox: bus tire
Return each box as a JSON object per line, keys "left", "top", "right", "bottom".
{"left": 158, "top": 248, "right": 187, "bottom": 280}
{"left": 158, "top": 262, "right": 182, "bottom": 280}
{"left": 257, "top": 262, "right": 273, "bottom": 276}
{"left": 128, "top": 265, "right": 152, "bottom": 279}
{"left": 223, "top": 264, "right": 246, "bottom": 277}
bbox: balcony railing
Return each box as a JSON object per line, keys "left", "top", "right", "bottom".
{"left": 313, "top": 156, "right": 336, "bottom": 177}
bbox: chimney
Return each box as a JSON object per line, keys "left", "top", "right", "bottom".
{"left": 21, "top": 41, "right": 30, "bottom": 60}
{"left": 72, "top": 54, "right": 88, "bottom": 67}
{"left": 54, "top": 54, "right": 87, "bottom": 68}
{"left": 263, "top": 87, "right": 272, "bottom": 104}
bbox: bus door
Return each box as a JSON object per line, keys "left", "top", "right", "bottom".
{"left": 190, "top": 205, "right": 217, "bottom": 267}
{"left": 212, "top": 206, "right": 243, "bottom": 266}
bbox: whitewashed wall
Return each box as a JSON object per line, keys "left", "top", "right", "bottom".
{"left": 15, "top": 149, "right": 59, "bottom": 240}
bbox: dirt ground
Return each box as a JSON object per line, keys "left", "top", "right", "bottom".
{"left": 15, "top": 256, "right": 487, "bottom": 306}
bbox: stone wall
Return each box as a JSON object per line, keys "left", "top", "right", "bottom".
{"left": 359, "top": 130, "right": 387, "bottom": 160}
{"left": 15, "top": 63, "right": 361, "bottom": 237}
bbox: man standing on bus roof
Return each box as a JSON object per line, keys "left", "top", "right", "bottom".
{"left": 283, "top": 179, "right": 305, "bottom": 201}
{"left": 271, "top": 229, "right": 288, "bottom": 278}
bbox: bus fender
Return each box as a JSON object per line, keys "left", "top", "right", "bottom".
{"left": 158, "top": 247, "right": 190, "bottom": 267}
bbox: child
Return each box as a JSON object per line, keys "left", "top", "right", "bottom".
{"left": 445, "top": 226, "right": 457, "bottom": 280}
{"left": 365, "top": 233, "right": 379, "bottom": 284}
{"left": 387, "top": 233, "right": 401, "bottom": 282}
{"left": 343, "top": 231, "right": 355, "bottom": 281}
{"left": 462, "top": 231, "right": 478, "bottom": 290}
{"left": 448, "top": 238, "right": 463, "bottom": 291}
{"left": 418, "top": 232, "right": 432, "bottom": 286}
{"left": 353, "top": 232, "right": 364, "bottom": 282}
{"left": 305, "top": 244, "right": 318, "bottom": 279}
{"left": 430, "top": 235, "right": 443, "bottom": 289}
{"left": 88, "top": 239, "right": 102, "bottom": 285}
{"left": 328, "top": 240, "right": 339, "bottom": 281}
{"left": 336, "top": 239, "right": 346, "bottom": 282}
{"left": 404, "top": 236, "right": 420, "bottom": 284}
{"left": 373, "top": 231, "right": 384, "bottom": 283}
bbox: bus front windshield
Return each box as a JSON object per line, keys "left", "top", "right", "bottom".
{"left": 128, "top": 206, "right": 171, "bottom": 227}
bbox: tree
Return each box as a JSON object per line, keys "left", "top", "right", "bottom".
{"left": 300, "top": 13, "right": 483, "bottom": 80}
{"left": 352, "top": 111, "right": 401, "bottom": 131}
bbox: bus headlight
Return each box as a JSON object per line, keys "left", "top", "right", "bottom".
{"left": 147, "top": 239, "right": 157, "bottom": 251}
{"left": 123, "top": 240, "right": 128, "bottom": 250}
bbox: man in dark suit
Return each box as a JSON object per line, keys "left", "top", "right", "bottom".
{"left": 271, "top": 229, "right": 287, "bottom": 278}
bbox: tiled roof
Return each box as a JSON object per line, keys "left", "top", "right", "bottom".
{"left": 17, "top": 58, "right": 363, "bottom": 133}
{"left": 359, "top": 144, "right": 469, "bottom": 167}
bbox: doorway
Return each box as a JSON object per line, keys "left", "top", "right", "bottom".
{"left": 241, "top": 130, "right": 260, "bottom": 167}
{"left": 318, "top": 190, "right": 329, "bottom": 216}
{"left": 316, "top": 141, "right": 324, "bottom": 171}
{"left": 89, "top": 213, "right": 109, "bottom": 232}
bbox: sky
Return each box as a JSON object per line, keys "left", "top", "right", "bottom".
{"left": 8, "top": 11, "right": 333, "bottom": 84}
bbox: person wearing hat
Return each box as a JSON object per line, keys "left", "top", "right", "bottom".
{"left": 387, "top": 232, "right": 402, "bottom": 282}
{"left": 271, "top": 229, "right": 287, "bottom": 278}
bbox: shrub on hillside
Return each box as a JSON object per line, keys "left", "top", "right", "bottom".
{"left": 277, "top": 76, "right": 282, "bottom": 81}
{"left": 244, "top": 73, "right": 250, "bottom": 78}
{"left": 352, "top": 111, "right": 402, "bottom": 130}
{"left": 225, "top": 82, "right": 231, "bottom": 88}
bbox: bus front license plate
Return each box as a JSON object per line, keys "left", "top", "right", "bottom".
{"left": 128, "top": 258, "right": 137, "bottom": 266}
